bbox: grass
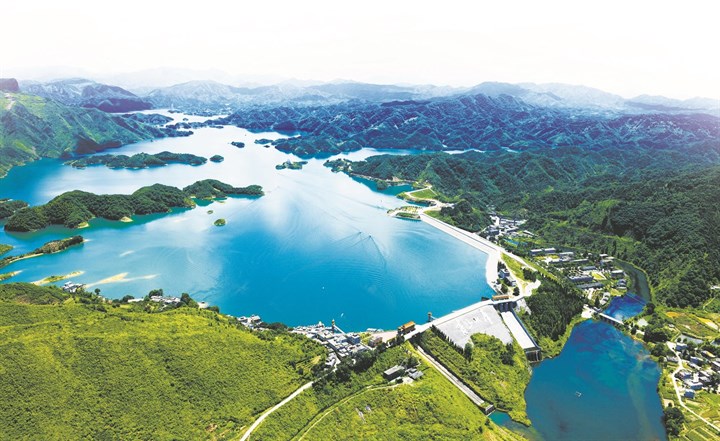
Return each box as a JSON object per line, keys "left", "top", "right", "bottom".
{"left": 0, "top": 244, "right": 12, "bottom": 256}
{"left": 406, "top": 188, "right": 437, "bottom": 200}
{"left": 253, "top": 343, "right": 523, "bottom": 441}
{"left": 0, "top": 283, "right": 325, "bottom": 440}
{"left": 662, "top": 309, "right": 720, "bottom": 339}
{"left": 416, "top": 329, "right": 531, "bottom": 424}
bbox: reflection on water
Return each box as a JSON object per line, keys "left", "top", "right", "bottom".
{"left": 0, "top": 120, "right": 493, "bottom": 331}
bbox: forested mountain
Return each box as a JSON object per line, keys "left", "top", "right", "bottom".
{"left": 346, "top": 150, "right": 720, "bottom": 307}
{"left": 216, "top": 93, "right": 718, "bottom": 156}
{"left": 21, "top": 78, "right": 152, "bottom": 112}
{"left": 0, "top": 91, "right": 188, "bottom": 177}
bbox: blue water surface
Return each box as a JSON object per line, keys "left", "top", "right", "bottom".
{"left": 0, "top": 114, "right": 493, "bottom": 331}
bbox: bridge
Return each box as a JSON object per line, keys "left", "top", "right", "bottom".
{"left": 597, "top": 312, "right": 624, "bottom": 327}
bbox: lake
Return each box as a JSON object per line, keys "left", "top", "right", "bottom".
{"left": 0, "top": 116, "right": 493, "bottom": 331}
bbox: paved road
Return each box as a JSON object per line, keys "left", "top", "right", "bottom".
{"left": 240, "top": 381, "right": 313, "bottom": 441}
{"left": 416, "top": 346, "right": 489, "bottom": 409}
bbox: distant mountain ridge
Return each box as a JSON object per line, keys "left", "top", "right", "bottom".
{"left": 216, "top": 93, "right": 719, "bottom": 156}
{"left": 21, "top": 78, "right": 152, "bottom": 113}
{"left": 0, "top": 90, "right": 188, "bottom": 176}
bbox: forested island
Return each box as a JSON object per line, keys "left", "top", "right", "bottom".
{"left": 0, "top": 236, "right": 84, "bottom": 269}
{"left": 275, "top": 160, "right": 308, "bottom": 170}
{"left": 65, "top": 151, "right": 208, "bottom": 169}
{"left": 4, "top": 179, "right": 263, "bottom": 232}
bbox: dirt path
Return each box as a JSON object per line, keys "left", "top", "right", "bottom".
{"left": 240, "top": 381, "right": 313, "bottom": 441}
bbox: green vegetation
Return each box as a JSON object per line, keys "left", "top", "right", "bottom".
{"left": 416, "top": 328, "right": 531, "bottom": 423}
{"left": 183, "top": 179, "right": 264, "bottom": 199}
{"left": 253, "top": 343, "right": 521, "bottom": 441}
{"left": 275, "top": 160, "right": 308, "bottom": 170}
{"left": 0, "top": 283, "right": 324, "bottom": 440}
{"left": 0, "top": 199, "right": 28, "bottom": 219}
{"left": 346, "top": 151, "right": 720, "bottom": 308}
{"left": 0, "top": 244, "right": 12, "bottom": 256}
{"left": 4, "top": 180, "right": 263, "bottom": 232}
{"left": 214, "top": 218, "right": 227, "bottom": 226}
{"left": 4, "top": 184, "right": 192, "bottom": 231}
{"left": 210, "top": 154, "right": 225, "bottom": 162}
{"left": 0, "top": 236, "right": 84, "bottom": 270}
{"left": 663, "top": 406, "right": 685, "bottom": 437}
{"left": 0, "top": 92, "right": 186, "bottom": 177}
{"left": 522, "top": 277, "right": 585, "bottom": 356}
{"left": 65, "top": 151, "right": 208, "bottom": 169}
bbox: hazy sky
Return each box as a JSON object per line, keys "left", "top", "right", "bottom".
{"left": 3, "top": 0, "right": 719, "bottom": 99}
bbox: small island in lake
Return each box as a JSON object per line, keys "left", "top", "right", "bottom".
{"left": 0, "top": 236, "right": 84, "bottom": 269}
{"left": 65, "top": 151, "right": 207, "bottom": 169}
{"left": 275, "top": 160, "right": 308, "bottom": 170}
{"left": 230, "top": 141, "right": 245, "bottom": 148}
{"left": 214, "top": 218, "right": 226, "bottom": 226}
{"left": 209, "top": 155, "right": 224, "bottom": 163}
{"left": 4, "top": 180, "right": 263, "bottom": 232}
{"left": 255, "top": 138, "right": 273, "bottom": 145}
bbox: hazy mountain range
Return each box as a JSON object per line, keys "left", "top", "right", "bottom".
{"left": 8, "top": 72, "right": 719, "bottom": 115}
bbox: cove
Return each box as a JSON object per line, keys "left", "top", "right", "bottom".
{"left": 0, "top": 114, "right": 494, "bottom": 331}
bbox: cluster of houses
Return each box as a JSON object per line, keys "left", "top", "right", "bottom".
{"left": 62, "top": 281, "right": 86, "bottom": 293}
{"left": 530, "top": 249, "right": 628, "bottom": 295}
{"left": 483, "top": 215, "right": 531, "bottom": 241}
{"left": 382, "top": 364, "right": 423, "bottom": 382}
{"left": 128, "top": 295, "right": 182, "bottom": 305}
{"left": 672, "top": 342, "right": 720, "bottom": 399}
{"left": 237, "top": 315, "right": 263, "bottom": 329}
{"left": 292, "top": 322, "right": 372, "bottom": 369}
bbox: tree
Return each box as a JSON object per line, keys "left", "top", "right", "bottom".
{"left": 501, "top": 343, "right": 515, "bottom": 365}
{"left": 644, "top": 302, "right": 656, "bottom": 315}
{"left": 662, "top": 406, "right": 685, "bottom": 436}
{"left": 464, "top": 342, "right": 473, "bottom": 361}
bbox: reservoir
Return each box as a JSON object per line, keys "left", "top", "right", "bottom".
{"left": 0, "top": 112, "right": 666, "bottom": 439}
{"left": 0, "top": 117, "right": 493, "bottom": 331}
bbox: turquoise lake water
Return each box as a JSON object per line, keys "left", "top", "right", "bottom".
{"left": 0, "top": 112, "right": 666, "bottom": 439}
{"left": 0, "top": 119, "right": 493, "bottom": 331}
{"left": 493, "top": 293, "right": 666, "bottom": 440}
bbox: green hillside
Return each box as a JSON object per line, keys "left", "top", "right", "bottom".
{"left": 345, "top": 152, "right": 720, "bottom": 307}
{"left": 0, "top": 93, "right": 177, "bottom": 177}
{"left": 0, "top": 283, "right": 324, "bottom": 440}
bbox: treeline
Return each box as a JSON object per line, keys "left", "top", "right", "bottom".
{"left": 4, "top": 179, "right": 263, "bottom": 232}
{"left": 346, "top": 149, "right": 720, "bottom": 307}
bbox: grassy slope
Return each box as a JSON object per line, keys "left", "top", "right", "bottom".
{"left": 0, "top": 93, "right": 158, "bottom": 176}
{"left": 0, "top": 284, "right": 324, "bottom": 440}
{"left": 417, "top": 330, "right": 531, "bottom": 424}
{"left": 253, "top": 343, "right": 522, "bottom": 441}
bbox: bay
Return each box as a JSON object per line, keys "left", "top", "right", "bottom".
{"left": 0, "top": 116, "right": 493, "bottom": 331}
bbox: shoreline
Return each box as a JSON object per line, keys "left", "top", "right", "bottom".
{"left": 418, "top": 213, "right": 501, "bottom": 288}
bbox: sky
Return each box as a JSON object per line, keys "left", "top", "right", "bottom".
{"left": 2, "top": 0, "right": 719, "bottom": 99}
